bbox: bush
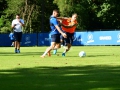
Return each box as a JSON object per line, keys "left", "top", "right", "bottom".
{"left": 0, "top": 26, "right": 11, "bottom": 33}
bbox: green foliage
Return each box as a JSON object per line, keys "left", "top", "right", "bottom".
{"left": 54, "top": 0, "right": 73, "bottom": 16}
{"left": 0, "top": 17, "right": 4, "bottom": 27}
{"left": 0, "top": 15, "right": 11, "bottom": 33}
{"left": 54, "top": 0, "right": 91, "bottom": 30}
{"left": 6, "top": 0, "right": 25, "bottom": 13}
{"left": 0, "top": 0, "right": 7, "bottom": 16}
{"left": 89, "top": 0, "right": 120, "bottom": 29}
{"left": 0, "top": 26, "right": 10, "bottom": 33}
{"left": 2, "top": 0, "right": 58, "bottom": 33}
{"left": 0, "top": 0, "right": 120, "bottom": 33}
{"left": 54, "top": 0, "right": 120, "bottom": 30}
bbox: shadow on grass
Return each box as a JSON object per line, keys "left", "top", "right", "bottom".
{"left": 0, "top": 52, "right": 43, "bottom": 56}
{"left": 0, "top": 65, "right": 120, "bottom": 90}
{"left": 67, "top": 54, "right": 112, "bottom": 57}
{"left": 87, "top": 54, "right": 112, "bottom": 57}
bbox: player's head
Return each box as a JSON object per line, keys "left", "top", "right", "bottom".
{"left": 71, "top": 13, "right": 77, "bottom": 21}
{"left": 52, "top": 9, "right": 59, "bottom": 17}
{"left": 16, "top": 14, "right": 20, "bottom": 19}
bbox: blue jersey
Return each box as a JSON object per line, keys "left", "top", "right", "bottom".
{"left": 9, "top": 33, "right": 14, "bottom": 40}
{"left": 50, "top": 16, "right": 60, "bottom": 35}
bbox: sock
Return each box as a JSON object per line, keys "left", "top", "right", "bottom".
{"left": 42, "top": 51, "right": 48, "bottom": 56}
{"left": 63, "top": 48, "right": 69, "bottom": 53}
{"left": 15, "top": 48, "right": 17, "bottom": 53}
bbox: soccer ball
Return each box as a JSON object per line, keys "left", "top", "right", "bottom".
{"left": 79, "top": 51, "right": 86, "bottom": 57}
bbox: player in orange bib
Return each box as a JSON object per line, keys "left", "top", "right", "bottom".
{"left": 61, "top": 13, "right": 78, "bottom": 56}
{"left": 62, "top": 16, "right": 77, "bottom": 33}
{"left": 53, "top": 13, "right": 78, "bottom": 56}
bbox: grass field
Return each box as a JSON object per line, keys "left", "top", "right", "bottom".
{"left": 0, "top": 46, "right": 120, "bottom": 90}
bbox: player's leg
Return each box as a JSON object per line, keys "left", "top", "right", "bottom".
{"left": 17, "top": 41, "right": 20, "bottom": 53}
{"left": 14, "top": 41, "right": 17, "bottom": 53}
{"left": 62, "top": 33, "right": 73, "bottom": 56}
{"left": 60, "top": 35, "right": 65, "bottom": 47}
{"left": 11, "top": 40, "right": 14, "bottom": 46}
{"left": 40, "top": 34, "right": 61, "bottom": 58}
{"left": 53, "top": 34, "right": 64, "bottom": 55}
{"left": 62, "top": 43, "right": 70, "bottom": 56}
{"left": 66, "top": 33, "right": 74, "bottom": 52}
{"left": 17, "top": 32, "right": 22, "bottom": 53}
{"left": 51, "top": 34, "right": 61, "bottom": 55}
{"left": 53, "top": 43, "right": 61, "bottom": 54}
{"left": 62, "top": 32, "right": 68, "bottom": 56}
{"left": 13, "top": 32, "right": 18, "bottom": 53}
{"left": 41, "top": 42, "right": 56, "bottom": 58}
{"left": 13, "top": 40, "right": 15, "bottom": 46}
{"left": 12, "top": 40, "right": 14, "bottom": 46}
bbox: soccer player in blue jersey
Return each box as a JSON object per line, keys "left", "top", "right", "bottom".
{"left": 9, "top": 31, "right": 15, "bottom": 46}
{"left": 40, "top": 9, "right": 67, "bottom": 58}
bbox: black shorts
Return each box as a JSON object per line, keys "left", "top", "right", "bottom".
{"left": 11, "top": 40, "right": 15, "bottom": 42}
{"left": 51, "top": 34, "right": 60, "bottom": 43}
{"left": 14, "top": 32, "right": 22, "bottom": 42}
{"left": 63, "top": 32, "right": 74, "bottom": 45}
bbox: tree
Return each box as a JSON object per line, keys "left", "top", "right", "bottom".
{"left": 54, "top": 0, "right": 91, "bottom": 30}
{"left": 5, "top": 0, "right": 41, "bottom": 33}
{"left": 0, "top": 0, "right": 7, "bottom": 17}
{"left": 1, "top": 0, "right": 120, "bottom": 33}
{"left": 1, "top": 0, "right": 58, "bottom": 33}
{"left": 54, "top": 0, "right": 120, "bottom": 30}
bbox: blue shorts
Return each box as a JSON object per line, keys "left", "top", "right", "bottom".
{"left": 51, "top": 34, "right": 60, "bottom": 43}
{"left": 14, "top": 32, "right": 22, "bottom": 42}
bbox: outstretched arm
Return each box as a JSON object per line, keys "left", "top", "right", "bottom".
{"left": 61, "top": 23, "right": 78, "bottom": 28}
{"left": 57, "top": 17, "right": 68, "bottom": 23}
{"left": 57, "top": 17, "right": 68, "bottom": 19}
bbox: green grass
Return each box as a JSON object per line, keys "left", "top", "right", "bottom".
{"left": 0, "top": 46, "right": 120, "bottom": 90}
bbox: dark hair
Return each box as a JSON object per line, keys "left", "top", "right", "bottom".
{"left": 53, "top": 9, "right": 59, "bottom": 13}
{"left": 16, "top": 14, "right": 20, "bottom": 16}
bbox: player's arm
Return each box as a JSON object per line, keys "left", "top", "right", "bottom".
{"left": 52, "top": 18, "right": 67, "bottom": 38}
{"left": 11, "top": 21, "right": 16, "bottom": 29}
{"left": 57, "top": 17, "right": 68, "bottom": 19}
{"left": 18, "top": 19, "right": 25, "bottom": 27}
{"left": 61, "top": 23, "right": 78, "bottom": 28}
{"left": 57, "top": 17, "right": 68, "bottom": 22}
{"left": 55, "top": 25, "right": 67, "bottom": 38}
{"left": 57, "top": 17, "right": 68, "bottom": 26}
{"left": 56, "top": 17, "right": 63, "bottom": 24}
{"left": 57, "top": 17, "right": 63, "bottom": 20}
